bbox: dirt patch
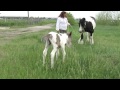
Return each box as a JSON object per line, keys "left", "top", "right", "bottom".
{"left": 0, "top": 27, "right": 10, "bottom": 30}
{"left": 0, "top": 24, "right": 55, "bottom": 45}
{"left": 0, "top": 24, "right": 54, "bottom": 46}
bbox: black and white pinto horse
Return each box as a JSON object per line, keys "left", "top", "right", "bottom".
{"left": 78, "top": 16, "right": 96, "bottom": 45}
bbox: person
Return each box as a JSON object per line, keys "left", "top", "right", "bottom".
{"left": 56, "top": 11, "right": 71, "bottom": 33}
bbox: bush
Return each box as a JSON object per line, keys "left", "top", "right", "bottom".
{"left": 66, "top": 12, "right": 76, "bottom": 25}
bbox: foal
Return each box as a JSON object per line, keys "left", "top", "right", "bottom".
{"left": 42, "top": 31, "right": 72, "bottom": 68}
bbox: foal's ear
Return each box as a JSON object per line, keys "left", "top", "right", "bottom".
{"left": 70, "top": 32, "right": 72, "bottom": 36}
{"left": 68, "top": 32, "right": 72, "bottom": 37}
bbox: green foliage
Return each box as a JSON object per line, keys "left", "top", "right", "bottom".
{"left": 66, "top": 12, "right": 76, "bottom": 25}
{"left": 96, "top": 11, "right": 120, "bottom": 26}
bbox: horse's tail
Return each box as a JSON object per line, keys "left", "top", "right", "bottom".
{"left": 90, "top": 16, "right": 96, "bottom": 23}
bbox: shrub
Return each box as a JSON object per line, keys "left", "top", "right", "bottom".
{"left": 66, "top": 12, "right": 76, "bottom": 25}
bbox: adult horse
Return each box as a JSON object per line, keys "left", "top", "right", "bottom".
{"left": 78, "top": 16, "right": 96, "bottom": 45}
{"left": 42, "top": 31, "right": 72, "bottom": 68}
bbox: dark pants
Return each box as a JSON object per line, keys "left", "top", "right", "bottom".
{"left": 59, "top": 29, "right": 67, "bottom": 33}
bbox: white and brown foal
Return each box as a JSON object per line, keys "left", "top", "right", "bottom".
{"left": 42, "top": 31, "right": 72, "bottom": 68}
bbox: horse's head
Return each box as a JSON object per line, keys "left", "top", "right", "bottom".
{"left": 78, "top": 18, "right": 86, "bottom": 33}
{"left": 66, "top": 31, "right": 72, "bottom": 47}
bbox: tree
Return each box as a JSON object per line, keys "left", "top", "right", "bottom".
{"left": 96, "top": 11, "right": 120, "bottom": 25}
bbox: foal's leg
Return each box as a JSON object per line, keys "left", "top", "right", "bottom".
{"left": 51, "top": 47, "right": 57, "bottom": 68}
{"left": 61, "top": 45, "right": 66, "bottom": 63}
{"left": 78, "top": 33, "right": 84, "bottom": 44}
{"left": 43, "top": 41, "right": 49, "bottom": 66}
{"left": 56, "top": 48, "right": 60, "bottom": 60}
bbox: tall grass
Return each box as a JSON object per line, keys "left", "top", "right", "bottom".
{"left": 0, "top": 19, "right": 56, "bottom": 27}
{"left": 0, "top": 25, "right": 120, "bottom": 79}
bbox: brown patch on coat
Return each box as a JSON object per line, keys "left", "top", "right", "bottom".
{"left": 56, "top": 34, "right": 61, "bottom": 48}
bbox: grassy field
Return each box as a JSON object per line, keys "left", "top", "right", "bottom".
{"left": 0, "top": 24, "right": 120, "bottom": 79}
{"left": 0, "top": 19, "right": 56, "bottom": 28}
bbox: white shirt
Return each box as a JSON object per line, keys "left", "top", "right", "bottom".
{"left": 56, "top": 17, "right": 70, "bottom": 31}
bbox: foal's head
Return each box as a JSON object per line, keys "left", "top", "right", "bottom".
{"left": 66, "top": 32, "right": 72, "bottom": 47}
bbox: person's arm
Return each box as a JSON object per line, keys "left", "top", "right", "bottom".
{"left": 56, "top": 18, "right": 60, "bottom": 31}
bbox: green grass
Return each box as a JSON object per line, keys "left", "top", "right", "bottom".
{"left": 0, "top": 24, "right": 120, "bottom": 79}
{"left": 0, "top": 19, "right": 56, "bottom": 28}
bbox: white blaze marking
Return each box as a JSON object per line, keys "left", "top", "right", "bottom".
{"left": 79, "top": 24, "right": 83, "bottom": 32}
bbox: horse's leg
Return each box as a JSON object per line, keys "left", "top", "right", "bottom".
{"left": 90, "top": 33, "right": 94, "bottom": 44}
{"left": 43, "top": 40, "right": 50, "bottom": 66}
{"left": 61, "top": 45, "right": 66, "bottom": 63}
{"left": 78, "top": 33, "right": 84, "bottom": 44}
{"left": 86, "top": 32, "right": 90, "bottom": 42}
{"left": 91, "top": 33, "right": 94, "bottom": 44}
{"left": 51, "top": 46, "right": 57, "bottom": 68}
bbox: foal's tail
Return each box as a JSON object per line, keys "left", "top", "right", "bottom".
{"left": 41, "top": 34, "right": 52, "bottom": 45}
{"left": 41, "top": 36, "right": 46, "bottom": 43}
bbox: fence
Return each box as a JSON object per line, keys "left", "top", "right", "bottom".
{"left": 0, "top": 17, "right": 56, "bottom": 26}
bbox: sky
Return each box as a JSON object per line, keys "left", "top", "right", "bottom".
{"left": 0, "top": 11, "right": 101, "bottom": 19}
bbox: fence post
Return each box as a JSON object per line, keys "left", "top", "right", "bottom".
{"left": 27, "top": 11, "right": 30, "bottom": 25}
